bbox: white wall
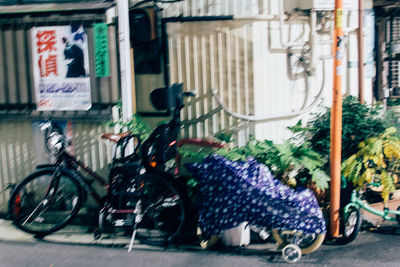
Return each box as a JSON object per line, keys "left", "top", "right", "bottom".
{"left": 133, "top": 0, "right": 372, "bottom": 144}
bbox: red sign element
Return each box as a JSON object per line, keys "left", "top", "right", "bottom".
{"left": 44, "top": 54, "right": 58, "bottom": 77}
{"left": 36, "top": 30, "right": 58, "bottom": 77}
{"left": 36, "top": 30, "right": 57, "bottom": 54}
{"left": 38, "top": 99, "right": 52, "bottom": 108}
{"left": 38, "top": 54, "right": 58, "bottom": 77}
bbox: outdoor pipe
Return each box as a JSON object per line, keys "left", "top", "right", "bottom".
{"left": 209, "top": 57, "right": 327, "bottom": 123}
{"left": 358, "top": 0, "right": 365, "bottom": 104}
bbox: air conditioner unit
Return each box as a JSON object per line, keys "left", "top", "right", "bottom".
{"left": 285, "top": 0, "right": 358, "bottom": 11}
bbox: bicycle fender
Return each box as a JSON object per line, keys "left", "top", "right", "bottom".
{"left": 343, "top": 203, "right": 358, "bottom": 217}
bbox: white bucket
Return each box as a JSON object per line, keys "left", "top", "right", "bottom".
{"left": 221, "top": 222, "right": 250, "bottom": 247}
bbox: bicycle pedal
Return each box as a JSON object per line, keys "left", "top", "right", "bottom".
{"left": 113, "top": 219, "right": 134, "bottom": 227}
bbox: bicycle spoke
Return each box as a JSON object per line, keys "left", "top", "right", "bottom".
{"left": 10, "top": 168, "right": 82, "bottom": 235}
{"left": 132, "top": 176, "right": 185, "bottom": 246}
{"left": 21, "top": 200, "right": 48, "bottom": 226}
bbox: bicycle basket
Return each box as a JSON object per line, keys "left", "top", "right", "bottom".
{"left": 142, "top": 123, "right": 179, "bottom": 171}
{"left": 150, "top": 83, "right": 183, "bottom": 110}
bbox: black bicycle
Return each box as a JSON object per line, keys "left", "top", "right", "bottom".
{"left": 8, "top": 83, "right": 193, "bottom": 246}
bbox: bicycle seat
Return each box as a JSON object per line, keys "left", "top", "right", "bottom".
{"left": 100, "top": 132, "right": 131, "bottom": 143}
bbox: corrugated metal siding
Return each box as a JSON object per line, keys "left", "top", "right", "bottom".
{"left": 0, "top": 13, "right": 120, "bottom": 117}
{"left": 161, "top": 1, "right": 357, "bottom": 145}
{"left": 167, "top": 22, "right": 255, "bottom": 145}
{"left": 154, "top": 0, "right": 320, "bottom": 144}
{"left": 160, "top": 0, "right": 268, "bottom": 17}
{"left": 0, "top": 120, "right": 113, "bottom": 214}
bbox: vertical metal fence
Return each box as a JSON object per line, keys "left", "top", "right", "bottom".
{"left": 167, "top": 21, "right": 255, "bottom": 145}
{"left": 0, "top": 120, "right": 114, "bottom": 214}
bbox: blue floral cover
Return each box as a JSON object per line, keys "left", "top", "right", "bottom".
{"left": 185, "top": 154, "right": 326, "bottom": 235}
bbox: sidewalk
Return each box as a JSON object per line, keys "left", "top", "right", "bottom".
{"left": 0, "top": 219, "right": 133, "bottom": 247}
{"left": 361, "top": 198, "right": 400, "bottom": 226}
{"left": 0, "top": 219, "right": 279, "bottom": 254}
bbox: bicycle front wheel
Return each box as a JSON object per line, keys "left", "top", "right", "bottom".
{"left": 8, "top": 167, "right": 83, "bottom": 236}
{"left": 133, "top": 175, "right": 186, "bottom": 246}
{"left": 339, "top": 206, "right": 362, "bottom": 244}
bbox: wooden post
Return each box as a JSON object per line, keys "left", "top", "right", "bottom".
{"left": 330, "top": 0, "right": 344, "bottom": 238}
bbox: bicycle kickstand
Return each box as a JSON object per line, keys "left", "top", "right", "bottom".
{"left": 128, "top": 200, "right": 142, "bottom": 252}
{"left": 128, "top": 226, "right": 137, "bottom": 252}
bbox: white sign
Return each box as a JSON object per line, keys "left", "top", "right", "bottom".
{"left": 364, "top": 9, "right": 375, "bottom": 78}
{"left": 31, "top": 26, "right": 91, "bottom": 111}
{"left": 297, "top": 0, "right": 358, "bottom": 10}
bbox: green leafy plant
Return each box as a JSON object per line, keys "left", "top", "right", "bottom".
{"left": 342, "top": 127, "right": 400, "bottom": 202}
{"left": 178, "top": 137, "right": 330, "bottom": 191}
{"left": 387, "top": 97, "right": 400, "bottom": 107}
{"left": 105, "top": 100, "right": 151, "bottom": 141}
{"left": 297, "top": 96, "right": 385, "bottom": 166}
{"left": 178, "top": 144, "right": 222, "bottom": 197}
{"left": 214, "top": 131, "right": 234, "bottom": 144}
{"left": 215, "top": 138, "right": 330, "bottom": 191}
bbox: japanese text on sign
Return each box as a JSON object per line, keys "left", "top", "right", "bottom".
{"left": 36, "top": 30, "right": 58, "bottom": 77}
{"left": 94, "top": 23, "right": 110, "bottom": 77}
{"left": 31, "top": 26, "right": 91, "bottom": 111}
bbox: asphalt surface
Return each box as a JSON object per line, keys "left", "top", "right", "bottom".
{"left": 1, "top": 228, "right": 400, "bottom": 267}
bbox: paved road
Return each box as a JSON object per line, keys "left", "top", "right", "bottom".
{"left": 0, "top": 229, "right": 400, "bottom": 267}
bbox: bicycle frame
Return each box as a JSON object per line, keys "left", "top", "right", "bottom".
{"left": 38, "top": 84, "right": 191, "bottom": 212}
{"left": 44, "top": 149, "right": 142, "bottom": 217}
{"left": 344, "top": 190, "right": 400, "bottom": 221}
{"left": 54, "top": 151, "right": 108, "bottom": 205}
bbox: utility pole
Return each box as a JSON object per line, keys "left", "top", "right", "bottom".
{"left": 330, "top": 0, "right": 344, "bottom": 237}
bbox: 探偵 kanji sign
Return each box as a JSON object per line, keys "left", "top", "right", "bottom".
{"left": 31, "top": 26, "right": 91, "bottom": 111}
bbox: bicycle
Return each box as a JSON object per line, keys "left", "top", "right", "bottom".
{"left": 340, "top": 186, "right": 400, "bottom": 244}
{"left": 8, "top": 83, "right": 194, "bottom": 247}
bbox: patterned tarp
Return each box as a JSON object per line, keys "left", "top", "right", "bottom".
{"left": 185, "top": 154, "right": 326, "bottom": 235}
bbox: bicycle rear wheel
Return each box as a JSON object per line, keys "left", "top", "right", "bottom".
{"left": 8, "top": 167, "right": 83, "bottom": 236}
{"left": 272, "top": 229, "right": 325, "bottom": 254}
{"left": 132, "top": 174, "right": 186, "bottom": 246}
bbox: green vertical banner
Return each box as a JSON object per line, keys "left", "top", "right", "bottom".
{"left": 93, "top": 23, "right": 110, "bottom": 77}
